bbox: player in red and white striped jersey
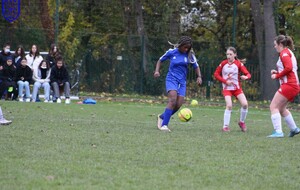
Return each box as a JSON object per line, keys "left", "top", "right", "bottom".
{"left": 268, "top": 35, "right": 300, "bottom": 138}
{"left": 214, "top": 47, "right": 251, "bottom": 132}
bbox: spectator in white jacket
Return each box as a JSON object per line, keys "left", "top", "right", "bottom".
{"left": 31, "top": 60, "right": 51, "bottom": 102}
{"left": 25, "top": 44, "right": 43, "bottom": 72}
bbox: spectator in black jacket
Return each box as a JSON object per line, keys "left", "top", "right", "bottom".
{"left": 16, "top": 57, "right": 32, "bottom": 102}
{"left": 50, "top": 56, "right": 71, "bottom": 104}
{"left": 1, "top": 57, "right": 17, "bottom": 100}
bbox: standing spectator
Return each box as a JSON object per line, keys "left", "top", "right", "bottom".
{"left": 25, "top": 44, "right": 43, "bottom": 72}
{"left": 13, "top": 45, "right": 25, "bottom": 68}
{"left": 0, "top": 43, "right": 12, "bottom": 98}
{"left": 0, "top": 42, "right": 12, "bottom": 66}
{"left": 1, "top": 57, "right": 17, "bottom": 100}
{"left": 214, "top": 47, "right": 251, "bottom": 132}
{"left": 267, "top": 35, "right": 300, "bottom": 138}
{"left": 50, "top": 56, "right": 71, "bottom": 104}
{"left": 154, "top": 36, "right": 202, "bottom": 132}
{"left": 46, "top": 43, "right": 61, "bottom": 68}
{"left": 32, "top": 60, "right": 51, "bottom": 102}
{"left": 16, "top": 57, "right": 32, "bottom": 102}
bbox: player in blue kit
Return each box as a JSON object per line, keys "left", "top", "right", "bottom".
{"left": 154, "top": 36, "right": 202, "bottom": 132}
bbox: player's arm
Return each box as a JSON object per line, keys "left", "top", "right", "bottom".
{"left": 275, "top": 54, "right": 293, "bottom": 79}
{"left": 194, "top": 66, "right": 202, "bottom": 85}
{"left": 154, "top": 60, "right": 162, "bottom": 78}
{"left": 240, "top": 64, "right": 251, "bottom": 80}
{"left": 214, "top": 64, "right": 227, "bottom": 84}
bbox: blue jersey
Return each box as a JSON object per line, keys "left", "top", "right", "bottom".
{"left": 159, "top": 48, "right": 199, "bottom": 81}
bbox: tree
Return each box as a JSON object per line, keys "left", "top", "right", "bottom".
{"left": 250, "top": 0, "right": 278, "bottom": 100}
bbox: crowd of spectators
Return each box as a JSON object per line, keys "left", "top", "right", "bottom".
{"left": 0, "top": 43, "right": 71, "bottom": 104}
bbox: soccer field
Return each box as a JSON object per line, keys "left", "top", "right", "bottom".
{"left": 0, "top": 100, "right": 299, "bottom": 190}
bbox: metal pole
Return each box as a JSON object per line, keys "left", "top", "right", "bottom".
{"left": 55, "top": 0, "right": 59, "bottom": 44}
{"left": 232, "top": 0, "right": 237, "bottom": 46}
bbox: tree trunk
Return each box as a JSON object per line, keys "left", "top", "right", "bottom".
{"left": 263, "top": 0, "right": 278, "bottom": 100}
{"left": 39, "top": 0, "right": 55, "bottom": 43}
{"left": 250, "top": 0, "right": 278, "bottom": 100}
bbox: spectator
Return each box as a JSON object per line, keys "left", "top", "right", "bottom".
{"left": 25, "top": 44, "right": 43, "bottom": 72}
{"left": 50, "top": 56, "right": 71, "bottom": 104}
{"left": 46, "top": 43, "right": 61, "bottom": 68}
{"left": 16, "top": 57, "right": 32, "bottom": 102}
{"left": 13, "top": 45, "right": 25, "bottom": 68}
{"left": 1, "top": 56, "right": 17, "bottom": 100}
{"left": 0, "top": 42, "right": 13, "bottom": 66}
{"left": 32, "top": 60, "right": 51, "bottom": 102}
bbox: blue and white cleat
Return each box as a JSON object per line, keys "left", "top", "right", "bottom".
{"left": 289, "top": 127, "right": 300, "bottom": 137}
{"left": 267, "top": 131, "right": 284, "bottom": 138}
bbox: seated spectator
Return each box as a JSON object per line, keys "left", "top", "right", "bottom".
{"left": 50, "top": 56, "right": 71, "bottom": 104}
{"left": 32, "top": 60, "right": 51, "bottom": 102}
{"left": 16, "top": 57, "right": 32, "bottom": 102}
{"left": 25, "top": 44, "right": 43, "bottom": 72}
{"left": 13, "top": 45, "right": 25, "bottom": 68}
{"left": 0, "top": 42, "right": 13, "bottom": 65}
{"left": 46, "top": 43, "right": 61, "bottom": 68}
{"left": 1, "top": 57, "right": 17, "bottom": 100}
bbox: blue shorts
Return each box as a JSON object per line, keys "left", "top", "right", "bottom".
{"left": 165, "top": 75, "right": 186, "bottom": 97}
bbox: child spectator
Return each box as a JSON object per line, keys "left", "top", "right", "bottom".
{"left": 32, "top": 60, "right": 51, "bottom": 102}
{"left": 16, "top": 57, "right": 33, "bottom": 102}
{"left": 1, "top": 57, "right": 18, "bottom": 100}
{"left": 50, "top": 56, "right": 71, "bottom": 104}
{"left": 13, "top": 45, "right": 25, "bottom": 68}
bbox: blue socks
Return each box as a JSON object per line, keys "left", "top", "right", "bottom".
{"left": 161, "top": 108, "right": 173, "bottom": 126}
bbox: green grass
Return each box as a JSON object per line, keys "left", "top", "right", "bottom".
{"left": 0, "top": 100, "right": 300, "bottom": 190}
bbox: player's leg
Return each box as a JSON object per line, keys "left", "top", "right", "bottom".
{"left": 236, "top": 92, "right": 248, "bottom": 132}
{"left": 223, "top": 95, "right": 232, "bottom": 132}
{"left": 0, "top": 106, "right": 12, "bottom": 125}
{"left": 267, "top": 91, "right": 287, "bottom": 137}
{"left": 159, "top": 90, "right": 177, "bottom": 131}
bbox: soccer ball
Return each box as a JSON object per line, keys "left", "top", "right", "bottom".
{"left": 178, "top": 108, "right": 192, "bottom": 122}
{"left": 190, "top": 99, "right": 198, "bottom": 106}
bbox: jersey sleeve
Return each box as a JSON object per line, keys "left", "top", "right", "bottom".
{"left": 276, "top": 50, "right": 293, "bottom": 79}
{"left": 159, "top": 49, "right": 173, "bottom": 62}
{"left": 240, "top": 63, "right": 251, "bottom": 79}
{"left": 214, "top": 61, "right": 227, "bottom": 84}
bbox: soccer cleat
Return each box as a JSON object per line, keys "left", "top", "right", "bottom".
{"left": 19, "top": 97, "right": 23, "bottom": 102}
{"left": 0, "top": 119, "right": 12, "bottom": 125}
{"left": 157, "top": 114, "right": 163, "bottom": 130}
{"left": 289, "top": 127, "right": 300, "bottom": 137}
{"left": 44, "top": 100, "right": 49, "bottom": 103}
{"left": 222, "top": 126, "right": 230, "bottom": 132}
{"left": 57, "top": 98, "right": 62, "bottom": 103}
{"left": 65, "top": 98, "right": 71, "bottom": 104}
{"left": 267, "top": 131, "right": 284, "bottom": 138}
{"left": 238, "top": 121, "right": 247, "bottom": 132}
{"left": 25, "top": 98, "right": 31, "bottom": 102}
{"left": 160, "top": 125, "right": 171, "bottom": 132}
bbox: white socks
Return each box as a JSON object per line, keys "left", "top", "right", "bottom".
{"left": 284, "top": 114, "right": 297, "bottom": 131}
{"left": 240, "top": 107, "right": 248, "bottom": 122}
{"left": 223, "top": 109, "right": 231, "bottom": 127}
{"left": 271, "top": 113, "right": 282, "bottom": 133}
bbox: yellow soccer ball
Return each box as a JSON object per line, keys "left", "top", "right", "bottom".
{"left": 178, "top": 108, "right": 193, "bottom": 122}
{"left": 190, "top": 99, "right": 198, "bottom": 106}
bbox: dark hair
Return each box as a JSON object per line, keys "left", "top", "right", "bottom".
{"left": 226, "top": 46, "right": 246, "bottom": 64}
{"left": 14, "top": 45, "right": 25, "bottom": 57}
{"left": 29, "top": 44, "right": 40, "bottom": 57}
{"left": 177, "top": 36, "right": 192, "bottom": 48}
{"left": 38, "top": 59, "right": 50, "bottom": 69}
{"left": 274, "top": 35, "right": 294, "bottom": 50}
{"left": 48, "top": 43, "right": 60, "bottom": 56}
